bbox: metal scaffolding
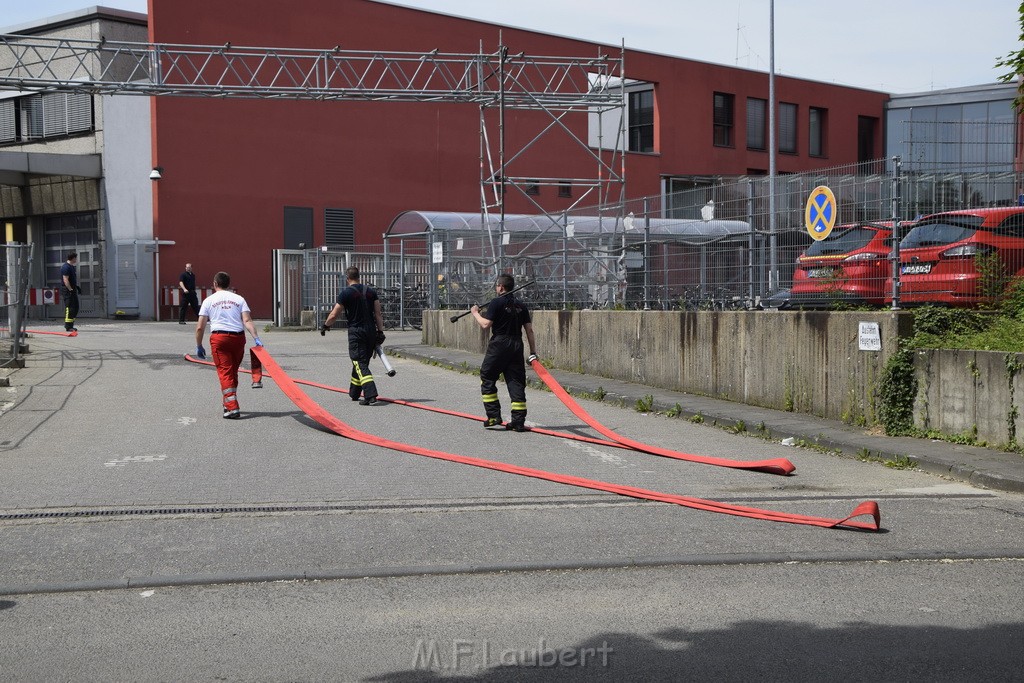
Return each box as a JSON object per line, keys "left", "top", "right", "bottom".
{"left": 0, "top": 33, "right": 626, "bottom": 260}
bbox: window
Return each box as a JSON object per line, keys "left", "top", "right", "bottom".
{"left": 746, "top": 97, "right": 766, "bottom": 150}
{"left": 325, "top": 208, "right": 355, "bottom": 250}
{"left": 525, "top": 180, "right": 540, "bottom": 196}
{"left": 713, "top": 92, "right": 734, "bottom": 147}
{"left": 858, "top": 116, "right": 877, "bottom": 163}
{"left": 0, "top": 92, "right": 93, "bottom": 144}
{"left": 0, "top": 99, "right": 14, "bottom": 143}
{"left": 809, "top": 107, "right": 827, "bottom": 157}
{"left": 558, "top": 181, "right": 572, "bottom": 198}
{"left": 779, "top": 102, "right": 797, "bottom": 154}
{"left": 628, "top": 88, "right": 654, "bottom": 153}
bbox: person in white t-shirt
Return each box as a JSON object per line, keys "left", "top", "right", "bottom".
{"left": 195, "top": 271, "right": 263, "bottom": 419}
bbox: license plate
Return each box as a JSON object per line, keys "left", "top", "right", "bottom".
{"left": 901, "top": 263, "right": 932, "bottom": 275}
{"left": 806, "top": 268, "right": 836, "bottom": 278}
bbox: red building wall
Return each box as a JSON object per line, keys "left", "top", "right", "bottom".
{"left": 148, "top": 0, "right": 888, "bottom": 317}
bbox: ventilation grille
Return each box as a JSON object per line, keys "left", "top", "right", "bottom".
{"left": 325, "top": 207, "right": 355, "bottom": 250}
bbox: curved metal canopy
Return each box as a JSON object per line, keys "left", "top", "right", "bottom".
{"left": 385, "top": 210, "right": 751, "bottom": 244}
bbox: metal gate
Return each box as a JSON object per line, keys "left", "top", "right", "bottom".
{"left": 2, "top": 243, "right": 32, "bottom": 367}
{"left": 272, "top": 249, "right": 304, "bottom": 327}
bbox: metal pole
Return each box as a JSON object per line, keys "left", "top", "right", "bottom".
{"left": 747, "top": 180, "right": 756, "bottom": 305}
{"left": 399, "top": 239, "right": 406, "bottom": 329}
{"left": 498, "top": 44, "right": 507, "bottom": 276}
{"left": 155, "top": 243, "right": 161, "bottom": 322}
{"left": 768, "top": 0, "right": 778, "bottom": 292}
{"left": 6, "top": 242, "right": 21, "bottom": 364}
{"left": 561, "top": 210, "right": 569, "bottom": 310}
{"left": 890, "top": 155, "right": 903, "bottom": 310}
{"left": 643, "top": 197, "right": 650, "bottom": 310}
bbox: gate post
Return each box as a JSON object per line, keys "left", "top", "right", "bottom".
{"left": 890, "top": 155, "right": 903, "bottom": 310}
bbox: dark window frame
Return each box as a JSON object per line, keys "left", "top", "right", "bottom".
{"left": 746, "top": 97, "right": 767, "bottom": 151}
{"left": 713, "top": 92, "right": 735, "bottom": 148}
{"left": 628, "top": 88, "right": 655, "bottom": 153}
{"left": 809, "top": 107, "right": 827, "bottom": 157}
{"left": 779, "top": 102, "right": 798, "bottom": 154}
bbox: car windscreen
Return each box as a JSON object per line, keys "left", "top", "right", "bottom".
{"left": 804, "top": 226, "right": 878, "bottom": 256}
{"left": 900, "top": 221, "right": 977, "bottom": 249}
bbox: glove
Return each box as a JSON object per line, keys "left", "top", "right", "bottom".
{"left": 320, "top": 324, "right": 330, "bottom": 337}
{"left": 195, "top": 345, "right": 206, "bottom": 359}
{"left": 527, "top": 354, "right": 538, "bottom": 364}
{"left": 375, "top": 330, "right": 386, "bottom": 346}
{"left": 76, "top": 286, "right": 82, "bottom": 294}
{"left": 253, "top": 338, "right": 263, "bottom": 347}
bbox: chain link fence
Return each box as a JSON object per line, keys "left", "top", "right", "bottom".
{"left": 286, "top": 157, "right": 1023, "bottom": 327}
{"left": 2, "top": 243, "right": 32, "bottom": 367}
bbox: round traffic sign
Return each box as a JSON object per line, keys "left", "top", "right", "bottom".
{"left": 805, "top": 185, "right": 837, "bottom": 241}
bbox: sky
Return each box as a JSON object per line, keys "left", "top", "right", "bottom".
{"left": 3, "top": 0, "right": 1020, "bottom": 94}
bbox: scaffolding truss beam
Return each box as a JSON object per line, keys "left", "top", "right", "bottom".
{"left": 0, "top": 34, "right": 622, "bottom": 109}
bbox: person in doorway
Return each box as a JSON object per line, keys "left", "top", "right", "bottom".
{"left": 178, "top": 262, "right": 200, "bottom": 324}
{"left": 194, "top": 271, "right": 263, "bottom": 419}
{"left": 60, "top": 251, "right": 80, "bottom": 332}
{"left": 471, "top": 273, "right": 538, "bottom": 431}
{"left": 321, "top": 266, "right": 386, "bottom": 405}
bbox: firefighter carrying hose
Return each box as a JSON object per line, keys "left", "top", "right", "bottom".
{"left": 470, "top": 274, "right": 538, "bottom": 432}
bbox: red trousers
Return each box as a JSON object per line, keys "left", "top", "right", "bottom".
{"left": 210, "top": 332, "right": 246, "bottom": 414}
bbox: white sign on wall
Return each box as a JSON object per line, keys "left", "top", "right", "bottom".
{"left": 432, "top": 242, "right": 443, "bottom": 264}
{"left": 858, "top": 322, "right": 881, "bottom": 351}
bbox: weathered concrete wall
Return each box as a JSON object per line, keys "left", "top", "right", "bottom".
{"left": 914, "top": 349, "right": 1024, "bottom": 447}
{"left": 423, "top": 309, "right": 914, "bottom": 423}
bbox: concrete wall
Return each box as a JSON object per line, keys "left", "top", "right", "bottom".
{"left": 914, "top": 349, "right": 1024, "bottom": 447}
{"left": 100, "top": 94, "right": 156, "bottom": 318}
{"left": 423, "top": 309, "right": 914, "bottom": 424}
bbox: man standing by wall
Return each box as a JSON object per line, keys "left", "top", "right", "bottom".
{"left": 178, "top": 262, "right": 200, "bottom": 324}
{"left": 321, "top": 266, "right": 386, "bottom": 406}
{"left": 471, "top": 273, "right": 538, "bottom": 431}
{"left": 195, "top": 271, "right": 263, "bottom": 419}
{"left": 60, "top": 251, "right": 79, "bottom": 332}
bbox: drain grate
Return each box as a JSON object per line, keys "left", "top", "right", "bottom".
{"left": 0, "top": 504, "right": 346, "bottom": 520}
{"left": 0, "top": 496, "right": 641, "bottom": 521}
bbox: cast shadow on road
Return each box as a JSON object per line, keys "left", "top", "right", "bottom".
{"left": 367, "top": 620, "right": 1024, "bottom": 681}
{"left": 0, "top": 600, "right": 14, "bottom": 611}
{"left": 230, "top": 410, "right": 304, "bottom": 420}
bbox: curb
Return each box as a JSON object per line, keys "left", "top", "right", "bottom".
{"left": 390, "top": 345, "right": 1024, "bottom": 496}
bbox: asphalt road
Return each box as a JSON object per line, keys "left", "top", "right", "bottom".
{"left": 1, "top": 322, "right": 1022, "bottom": 681}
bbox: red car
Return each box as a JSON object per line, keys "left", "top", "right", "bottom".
{"left": 790, "top": 221, "right": 898, "bottom": 308}
{"left": 890, "top": 207, "right": 1024, "bottom": 307}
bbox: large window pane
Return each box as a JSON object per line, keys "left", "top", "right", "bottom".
{"left": 809, "top": 107, "right": 826, "bottom": 157}
{"left": 713, "top": 92, "right": 734, "bottom": 147}
{"left": 746, "top": 97, "right": 766, "bottom": 150}
{"left": 779, "top": 102, "right": 797, "bottom": 154}
{"left": 628, "top": 89, "right": 654, "bottom": 153}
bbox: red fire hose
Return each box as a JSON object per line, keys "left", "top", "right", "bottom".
{"left": 185, "top": 349, "right": 879, "bottom": 531}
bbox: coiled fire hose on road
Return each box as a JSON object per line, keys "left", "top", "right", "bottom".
{"left": 526, "top": 358, "right": 795, "bottom": 476}
{"left": 185, "top": 348, "right": 880, "bottom": 531}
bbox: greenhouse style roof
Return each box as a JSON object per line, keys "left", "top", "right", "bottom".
{"left": 385, "top": 211, "right": 753, "bottom": 245}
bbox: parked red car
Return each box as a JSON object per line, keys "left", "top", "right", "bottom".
{"left": 890, "top": 207, "right": 1024, "bottom": 307}
{"left": 790, "top": 221, "right": 898, "bottom": 307}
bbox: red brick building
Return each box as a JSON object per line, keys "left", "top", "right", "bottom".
{"left": 146, "top": 0, "right": 886, "bottom": 316}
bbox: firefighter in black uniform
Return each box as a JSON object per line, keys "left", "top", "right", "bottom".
{"left": 60, "top": 251, "right": 79, "bottom": 332}
{"left": 321, "top": 266, "right": 386, "bottom": 405}
{"left": 471, "top": 273, "right": 538, "bottom": 431}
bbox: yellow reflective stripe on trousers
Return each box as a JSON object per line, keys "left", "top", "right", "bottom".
{"left": 510, "top": 402, "right": 526, "bottom": 411}
{"left": 352, "top": 361, "right": 374, "bottom": 385}
{"left": 482, "top": 393, "right": 499, "bottom": 403}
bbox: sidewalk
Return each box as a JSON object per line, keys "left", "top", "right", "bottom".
{"left": 387, "top": 333, "right": 1024, "bottom": 495}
